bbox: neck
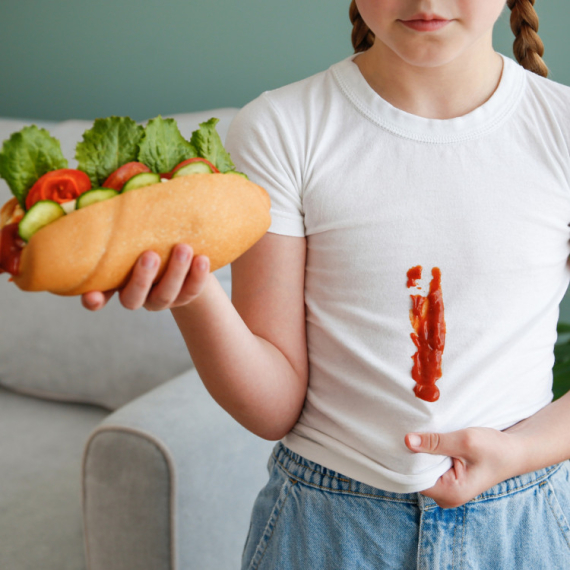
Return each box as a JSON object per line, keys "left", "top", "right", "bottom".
{"left": 354, "top": 38, "right": 504, "bottom": 120}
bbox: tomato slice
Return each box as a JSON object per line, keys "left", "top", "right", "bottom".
{"left": 170, "top": 157, "right": 219, "bottom": 176}
{"left": 25, "top": 169, "right": 92, "bottom": 210}
{"left": 0, "top": 223, "right": 26, "bottom": 276}
{"left": 102, "top": 162, "right": 151, "bottom": 191}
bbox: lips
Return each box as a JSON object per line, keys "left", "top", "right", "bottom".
{"left": 404, "top": 12, "right": 447, "bottom": 21}
{"left": 400, "top": 19, "right": 450, "bottom": 31}
{"left": 399, "top": 13, "right": 451, "bottom": 32}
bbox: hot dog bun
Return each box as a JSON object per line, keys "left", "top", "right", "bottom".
{"left": 11, "top": 173, "right": 271, "bottom": 296}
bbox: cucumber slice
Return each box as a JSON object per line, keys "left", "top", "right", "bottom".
{"left": 121, "top": 172, "right": 161, "bottom": 193}
{"left": 225, "top": 171, "right": 249, "bottom": 180}
{"left": 76, "top": 188, "right": 119, "bottom": 209}
{"left": 19, "top": 200, "right": 66, "bottom": 242}
{"left": 172, "top": 162, "right": 213, "bottom": 177}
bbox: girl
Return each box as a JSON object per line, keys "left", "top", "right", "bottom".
{"left": 82, "top": 1, "right": 570, "bottom": 567}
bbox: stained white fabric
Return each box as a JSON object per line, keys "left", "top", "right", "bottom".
{"left": 225, "top": 52, "right": 570, "bottom": 493}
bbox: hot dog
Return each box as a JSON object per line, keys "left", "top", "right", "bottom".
{"left": 0, "top": 115, "right": 271, "bottom": 296}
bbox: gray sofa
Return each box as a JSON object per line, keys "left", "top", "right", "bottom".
{"left": 0, "top": 109, "right": 275, "bottom": 570}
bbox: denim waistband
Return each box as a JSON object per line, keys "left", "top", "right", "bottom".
{"left": 272, "top": 441, "right": 566, "bottom": 509}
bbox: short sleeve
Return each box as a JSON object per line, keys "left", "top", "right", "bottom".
{"left": 224, "top": 93, "right": 305, "bottom": 237}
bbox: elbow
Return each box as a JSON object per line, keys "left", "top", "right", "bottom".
{"left": 253, "top": 415, "right": 299, "bottom": 442}
{"left": 242, "top": 369, "right": 308, "bottom": 442}
{"left": 257, "top": 428, "right": 290, "bottom": 442}
{"left": 232, "top": 412, "right": 293, "bottom": 441}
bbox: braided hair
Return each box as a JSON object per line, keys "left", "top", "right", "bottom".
{"left": 506, "top": 0, "right": 549, "bottom": 77}
{"left": 349, "top": 0, "right": 374, "bottom": 53}
{"left": 348, "top": 0, "right": 549, "bottom": 78}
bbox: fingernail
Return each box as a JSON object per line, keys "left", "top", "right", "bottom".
{"left": 198, "top": 258, "right": 208, "bottom": 271}
{"left": 176, "top": 247, "right": 190, "bottom": 262}
{"left": 142, "top": 254, "right": 157, "bottom": 268}
{"left": 408, "top": 434, "right": 422, "bottom": 447}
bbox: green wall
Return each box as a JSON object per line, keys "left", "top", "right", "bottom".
{"left": 0, "top": 0, "right": 568, "bottom": 121}
{"left": 2, "top": 0, "right": 570, "bottom": 318}
{"left": 0, "top": 0, "right": 352, "bottom": 121}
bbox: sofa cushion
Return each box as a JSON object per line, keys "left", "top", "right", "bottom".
{"left": 0, "top": 108, "right": 238, "bottom": 410}
{"left": 0, "top": 386, "right": 109, "bottom": 570}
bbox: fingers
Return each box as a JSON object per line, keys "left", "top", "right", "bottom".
{"left": 82, "top": 288, "right": 117, "bottom": 311}
{"left": 82, "top": 250, "right": 160, "bottom": 312}
{"left": 143, "top": 245, "right": 210, "bottom": 311}
{"left": 405, "top": 430, "right": 476, "bottom": 458}
{"left": 405, "top": 432, "right": 444, "bottom": 454}
{"left": 81, "top": 245, "right": 210, "bottom": 312}
{"left": 412, "top": 428, "right": 515, "bottom": 509}
{"left": 119, "top": 245, "right": 210, "bottom": 311}
{"left": 142, "top": 245, "right": 192, "bottom": 310}
{"left": 173, "top": 253, "right": 210, "bottom": 306}
{"left": 118, "top": 250, "right": 162, "bottom": 310}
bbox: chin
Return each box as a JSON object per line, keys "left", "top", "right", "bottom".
{"left": 389, "top": 40, "right": 467, "bottom": 69}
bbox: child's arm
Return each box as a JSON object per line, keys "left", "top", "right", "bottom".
{"left": 403, "top": 391, "right": 570, "bottom": 509}
{"left": 171, "top": 232, "right": 309, "bottom": 441}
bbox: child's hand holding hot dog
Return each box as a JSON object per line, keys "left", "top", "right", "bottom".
{"left": 0, "top": 116, "right": 270, "bottom": 298}
{"left": 81, "top": 244, "right": 211, "bottom": 311}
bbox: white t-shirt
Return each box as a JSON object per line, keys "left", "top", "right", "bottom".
{"left": 224, "top": 52, "right": 570, "bottom": 493}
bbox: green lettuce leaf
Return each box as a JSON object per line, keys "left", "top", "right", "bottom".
{"left": 75, "top": 116, "right": 145, "bottom": 187}
{"left": 190, "top": 118, "right": 236, "bottom": 173}
{"left": 0, "top": 126, "right": 68, "bottom": 209}
{"left": 137, "top": 116, "right": 197, "bottom": 173}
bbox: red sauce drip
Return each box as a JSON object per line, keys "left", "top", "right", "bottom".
{"left": 407, "top": 266, "right": 446, "bottom": 402}
{"left": 0, "top": 223, "right": 25, "bottom": 276}
{"left": 406, "top": 265, "right": 422, "bottom": 287}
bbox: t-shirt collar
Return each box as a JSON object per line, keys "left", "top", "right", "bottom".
{"left": 331, "top": 51, "right": 526, "bottom": 143}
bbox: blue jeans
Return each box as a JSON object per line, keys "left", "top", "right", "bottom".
{"left": 241, "top": 441, "right": 570, "bottom": 569}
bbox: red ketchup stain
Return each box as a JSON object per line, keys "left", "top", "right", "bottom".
{"left": 406, "top": 266, "right": 446, "bottom": 402}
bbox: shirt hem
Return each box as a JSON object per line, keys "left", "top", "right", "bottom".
{"left": 281, "top": 392, "right": 554, "bottom": 494}
{"left": 280, "top": 431, "right": 452, "bottom": 493}
{"left": 267, "top": 209, "right": 305, "bottom": 237}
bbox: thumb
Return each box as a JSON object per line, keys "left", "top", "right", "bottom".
{"left": 405, "top": 431, "right": 460, "bottom": 456}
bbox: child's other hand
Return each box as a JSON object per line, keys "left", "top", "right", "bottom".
{"left": 404, "top": 427, "right": 522, "bottom": 509}
{"left": 81, "top": 244, "right": 210, "bottom": 311}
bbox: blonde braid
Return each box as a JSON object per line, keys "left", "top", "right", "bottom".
{"left": 506, "top": 0, "right": 549, "bottom": 77}
{"left": 349, "top": 0, "right": 375, "bottom": 53}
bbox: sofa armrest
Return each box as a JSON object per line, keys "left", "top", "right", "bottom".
{"left": 81, "top": 367, "right": 276, "bottom": 570}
